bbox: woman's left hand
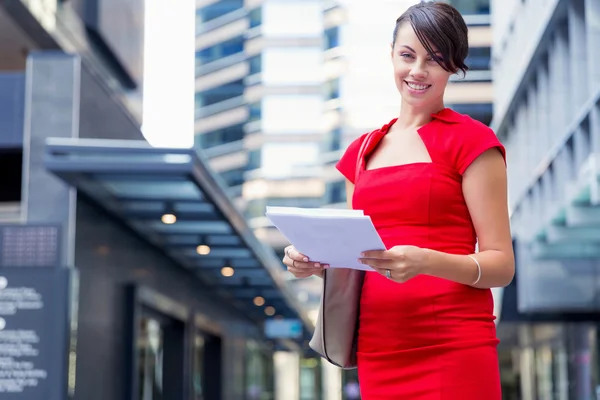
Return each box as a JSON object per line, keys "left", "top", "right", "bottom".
{"left": 359, "top": 245, "right": 429, "bottom": 283}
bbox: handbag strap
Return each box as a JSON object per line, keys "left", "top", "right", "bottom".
{"left": 354, "top": 130, "right": 377, "bottom": 183}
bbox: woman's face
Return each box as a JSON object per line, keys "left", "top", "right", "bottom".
{"left": 391, "top": 23, "right": 453, "bottom": 109}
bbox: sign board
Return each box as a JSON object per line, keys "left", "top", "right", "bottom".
{"left": 264, "top": 319, "right": 303, "bottom": 339}
{"left": 0, "top": 268, "right": 73, "bottom": 399}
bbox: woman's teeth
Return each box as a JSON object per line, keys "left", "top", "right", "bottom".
{"left": 406, "top": 81, "right": 430, "bottom": 90}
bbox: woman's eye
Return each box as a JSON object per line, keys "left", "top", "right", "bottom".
{"left": 400, "top": 53, "right": 413, "bottom": 59}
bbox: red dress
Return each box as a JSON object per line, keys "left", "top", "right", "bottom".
{"left": 336, "top": 108, "right": 505, "bottom": 399}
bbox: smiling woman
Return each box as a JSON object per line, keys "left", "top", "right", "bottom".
{"left": 282, "top": 1, "right": 514, "bottom": 399}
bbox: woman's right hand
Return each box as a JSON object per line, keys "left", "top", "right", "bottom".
{"left": 283, "top": 245, "right": 329, "bottom": 278}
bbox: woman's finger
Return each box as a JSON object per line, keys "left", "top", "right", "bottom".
{"left": 286, "top": 246, "right": 309, "bottom": 262}
{"left": 287, "top": 266, "right": 320, "bottom": 278}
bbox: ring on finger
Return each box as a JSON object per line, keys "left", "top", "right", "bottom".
{"left": 385, "top": 269, "right": 392, "bottom": 279}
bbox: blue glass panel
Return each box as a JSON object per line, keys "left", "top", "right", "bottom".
{"left": 196, "top": 80, "right": 244, "bottom": 108}
{"left": 197, "top": 0, "right": 244, "bottom": 24}
{"left": 196, "top": 37, "right": 244, "bottom": 65}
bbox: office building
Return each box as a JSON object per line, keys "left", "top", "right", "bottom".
{"left": 0, "top": 1, "right": 311, "bottom": 399}
{"left": 491, "top": 0, "right": 600, "bottom": 398}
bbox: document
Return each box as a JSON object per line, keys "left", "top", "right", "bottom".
{"left": 266, "top": 206, "right": 386, "bottom": 272}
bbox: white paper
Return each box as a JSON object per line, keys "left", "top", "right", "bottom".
{"left": 266, "top": 206, "right": 386, "bottom": 272}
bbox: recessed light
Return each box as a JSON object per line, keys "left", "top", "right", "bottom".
{"left": 161, "top": 213, "right": 176, "bottom": 224}
{"left": 265, "top": 306, "right": 276, "bottom": 316}
{"left": 196, "top": 245, "right": 211, "bottom": 255}
{"left": 253, "top": 296, "right": 265, "bottom": 306}
{"left": 221, "top": 266, "right": 235, "bottom": 277}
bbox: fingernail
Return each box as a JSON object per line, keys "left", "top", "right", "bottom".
{"left": 360, "top": 252, "right": 365, "bottom": 257}
{"left": 324, "top": 264, "right": 330, "bottom": 269}
{"left": 314, "top": 263, "right": 320, "bottom": 268}
{"left": 303, "top": 257, "right": 309, "bottom": 262}
{"left": 358, "top": 259, "right": 364, "bottom": 264}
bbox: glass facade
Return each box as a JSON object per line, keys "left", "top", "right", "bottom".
{"left": 324, "top": 27, "right": 339, "bottom": 50}
{"left": 197, "top": 124, "right": 245, "bottom": 149}
{"left": 466, "top": 47, "right": 491, "bottom": 71}
{"left": 499, "top": 324, "right": 600, "bottom": 400}
{"left": 448, "top": 0, "right": 490, "bottom": 15}
{"left": 195, "top": 79, "right": 244, "bottom": 108}
{"left": 137, "top": 317, "right": 165, "bottom": 400}
{"left": 196, "top": 0, "right": 244, "bottom": 26}
{"left": 195, "top": 37, "right": 244, "bottom": 66}
{"left": 249, "top": 7, "right": 262, "bottom": 29}
{"left": 221, "top": 167, "right": 246, "bottom": 187}
{"left": 245, "top": 340, "right": 275, "bottom": 400}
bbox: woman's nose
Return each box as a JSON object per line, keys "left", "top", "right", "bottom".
{"left": 410, "top": 61, "right": 428, "bottom": 79}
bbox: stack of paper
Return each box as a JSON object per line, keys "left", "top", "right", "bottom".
{"left": 265, "top": 206, "right": 386, "bottom": 271}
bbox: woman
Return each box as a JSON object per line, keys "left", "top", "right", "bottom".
{"left": 283, "top": 1, "right": 514, "bottom": 399}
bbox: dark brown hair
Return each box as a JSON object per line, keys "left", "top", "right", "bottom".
{"left": 392, "top": 1, "right": 469, "bottom": 75}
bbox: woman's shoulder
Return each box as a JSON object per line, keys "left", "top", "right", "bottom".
{"left": 432, "top": 109, "right": 505, "bottom": 173}
{"left": 433, "top": 108, "right": 494, "bottom": 136}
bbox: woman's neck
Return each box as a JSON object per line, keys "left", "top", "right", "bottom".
{"left": 396, "top": 100, "right": 445, "bottom": 129}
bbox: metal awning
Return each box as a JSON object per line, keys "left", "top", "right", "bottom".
{"left": 530, "top": 153, "right": 600, "bottom": 259}
{"left": 44, "top": 137, "right": 313, "bottom": 334}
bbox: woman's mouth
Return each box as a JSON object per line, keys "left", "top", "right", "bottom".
{"left": 404, "top": 80, "right": 431, "bottom": 93}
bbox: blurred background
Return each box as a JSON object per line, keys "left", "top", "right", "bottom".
{"left": 0, "top": 0, "right": 598, "bottom": 399}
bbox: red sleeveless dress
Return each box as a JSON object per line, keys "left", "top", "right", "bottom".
{"left": 336, "top": 108, "right": 505, "bottom": 399}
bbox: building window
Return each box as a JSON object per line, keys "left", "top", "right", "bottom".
{"left": 249, "top": 102, "right": 262, "bottom": 122}
{"left": 325, "top": 78, "right": 340, "bottom": 100}
{"left": 197, "top": 124, "right": 245, "bottom": 149}
{"left": 221, "top": 167, "right": 246, "bottom": 187}
{"left": 448, "top": 103, "right": 493, "bottom": 126}
{"left": 323, "top": 128, "right": 342, "bottom": 152}
{"left": 196, "top": 0, "right": 243, "bottom": 25}
{"left": 248, "top": 55, "right": 262, "bottom": 75}
{"left": 325, "top": 181, "right": 346, "bottom": 204}
{"left": 466, "top": 47, "right": 491, "bottom": 71}
{"left": 196, "top": 36, "right": 244, "bottom": 65}
{"left": 195, "top": 80, "right": 244, "bottom": 108}
{"left": 447, "top": 0, "right": 490, "bottom": 15}
{"left": 324, "top": 27, "right": 339, "bottom": 49}
{"left": 247, "top": 149, "right": 262, "bottom": 170}
{"left": 249, "top": 7, "right": 262, "bottom": 28}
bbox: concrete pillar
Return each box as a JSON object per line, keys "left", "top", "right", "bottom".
{"left": 537, "top": 60, "right": 551, "bottom": 155}
{"left": 548, "top": 31, "right": 570, "bottom": 137}
{"left": 591, "top": 103, "right": 600, "bottom": 154}
{"left": 585, "top": 0, "right": 600, "bottom": 91}
{"left": 569, "top": 0, "right": 589, "bottom": 108}
{"left": 21, "top": 51, "right": 81, "bottom": 267}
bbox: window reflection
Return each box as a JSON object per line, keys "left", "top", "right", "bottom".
{"left": 196, "top": 37, "right": 244, "bottom": 65}
{"left": 446, "top": 0, "right": 490, "bottom": 15}
{"left": 193, "top": 335, "right": 205, "bottom": 400}
{"left": 245, "top": 340, "right": 274, "bottom": 400}
{"left": 324, "top": 27, "right": 339, "bottom": 50}
{"left": 137, "top": 318, "right": 164, "bottom": 400}
{"left": 196, "top": 0, "right": 243, "bottom": 26}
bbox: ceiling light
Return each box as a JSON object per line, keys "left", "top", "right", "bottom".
{"left": 253, "top": 296, "right": 265, "bottom": 306}
{"left": 265, "top": 306, "right": 276, "bottom": 316}
{"left": 221, "top": 266, "right": 235, "bottom": 277}
{"left": 196, "top": 245, "right": 211, "bottom": 255}
{"left": 161, "top": 213, "right": 176, "bottom": 224}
